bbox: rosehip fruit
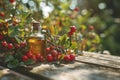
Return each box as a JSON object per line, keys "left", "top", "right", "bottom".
{"left": 9, "top": 0, "right": 15, "bottom": 3}
{"left": 36, "top": 54, "right": 44, "bottom": 62}
{"left": 0, "top": 35, "right": 4, "bottom": 40}
{"left": 31, "top": 55, "right": 37, "bottom": 61}
{"left": 1, "top": 41, "right": 7, "bottom": 47}
{"left": 51, "top": 50, "right": 58, "bottom": 60}
{"left": 20, "top": 41, "right": 26, "bottom": 47}
{"left": 0, "top": 12, "right": 5, "bottom": 17}
{"left": 46, "top": 54, "right": 53, "bottom": 62}
{"left": 7, "top": 43, "right": 13, "bottom": 49}
{"left": 68, "top": 31, "right": 73, "bottom": 36}
{"left": 38, "top": 56, "right": 44, "bottom": 62}
{"left": 74, "top": 7, "right": 79, "bottom": 12}
{"left": 35, "top": 54, "right": 41, "bottom": 59}
{"left": 64, "top": 55, "right": 71, "bottom": 62}
{"left": 89, "top": 25, "right": 94, "bottom": 31}
{"left": 51, "top": 50, "right": 58, "bottom": 57}
{"left": 26, "top": 51, "right": 33, "bottom": 58}
{"left": 70, "top": 26, "right": 76, "bottom": 32}
{"left": 22, "top": 55, "right": 28, "bottom": 61}
{"left": 15, "top": 44, "right": 20, "bottom": 49}
{"left": 70, "top": 54, "right": 75, "bottom": 61}
{"left": 46, "top": 47, "right": 51, "bottom": 53}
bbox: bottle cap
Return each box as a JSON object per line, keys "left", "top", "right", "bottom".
{"left": 33, "top": 22, "right": 40, "bottom": 30}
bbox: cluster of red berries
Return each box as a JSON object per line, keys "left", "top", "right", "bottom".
{"left": 22, "top": 51, "right": 44, "bottom": 62}
{"left": 68, "top": 26, "right": 77, "bottom": 36}
{"left": 1, "top": 40, "right": 26, "bottom": 50}
{"left": 46, "top": 46, "right": 75, "bottom": 62}
{"left": 64, "top": 54, "right": 75, "bottom": 62}
{"left": 1, "top": 41, "right": 14, "bottom": 50}
{"left": 22, "top": 46, "right": 76, "bottom": 63}
{"left": 46, "top": 47, "right": 61, "bottom": 62}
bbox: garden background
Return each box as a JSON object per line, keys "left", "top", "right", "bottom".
{"left": 0, "top": 0, "right": 120, "bottom": 56}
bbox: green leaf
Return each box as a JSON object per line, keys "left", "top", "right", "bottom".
{"left": 14, "top": 36, "right": 22, "bottom": 43}
{"left": 8, "top": 26, "right": 19, "bottom": 37}
{"left": 59, "top": 34, "right": 68, "bottom": 45}
{"left": 92, "top": 34, "right": 100, "bottom": 44}
{"left": 5, "top": 55, "right": 14, "bottom": 63}
{"left": 24, "top": 59, "right": 36, "bottom": 65}
{"left": 71, "top": 41, "right": 78, "bottom": 50}
{"left": 7, "top": 59, "right": 19, "bottom": 68}
{"left": 0, "top": 19, "right": 5, "bottom": 22}
{"left": 19, "top": 62, "right": 25, "bottom": 66}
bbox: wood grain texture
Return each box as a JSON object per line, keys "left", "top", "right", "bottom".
{"left": 1, "top": 52, "right": 120, "bottom": 80}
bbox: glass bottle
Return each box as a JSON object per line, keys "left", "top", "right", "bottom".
{"left": 27, "top": 22, "right": 46, "bottom": 57}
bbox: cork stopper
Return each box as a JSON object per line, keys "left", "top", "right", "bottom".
{"left": 32, "top": 22, "right": 40, "bottom": 30}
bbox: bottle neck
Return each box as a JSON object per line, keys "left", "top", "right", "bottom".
{"left": 32, "top": 22, "right": 41, "bottom": 33}
{"left": 32, "top": 26, "right": 41, "bottom": 33}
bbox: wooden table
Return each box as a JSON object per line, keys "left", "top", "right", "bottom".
{"left": 1, "top": 52, "right": 120, "bottom": 80}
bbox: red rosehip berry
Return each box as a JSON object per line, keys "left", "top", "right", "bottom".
{"left": 89, "top": 25, "right": 94, "bottom": 31}
{"left": 35, "top": 54, "right": 41, "bottom": 59}
{"left": 0, "top": 12, "right": 5, "bottom": 17}
{"left": 26, "top": 51, "right": 33, "bottom": 58}
{"left": 51, "top": 50, "right": 58, "bottom": 60}
{"left": 38, "top": 56, "right": 44, "bottom": 62}
{"left": 1, "top": 41, "right": 7, "bottom": 47}
{"left": 46, "top": 54, "right": 53, "bottom": 62}
{"left": 9, "top": 0, "right": 15, "bottom": 3}
{"left": 70, "top": 26, "right": 76, "bottom": 32}
{"left": 74, "top": 7, "right": 79, "bottom": 12}
{"left": 7, "top": 43, "right": 13, "bottom": 49}
{"left": 0, "top": 35, "right": 4, "bottom": 40}
{"left": 51, "top": 50, "right": 58, "bottom": 57}
{"left": 64, "top": 55, "right": 71, "bottom": 62}
{"left": 69, "top": 54, "right": 75, "bottom": 61}
{"left": 36, "top": 54, "right": 44, "bottom": 62}
{"left": 20, "top": 41, "right": 26, "bottom": 47}
{"left": 15, "top": 44, "right": 20, "bottom": 49}
{"left": 46, "top": 47, "right": 51, "bottom": 53}
{"left": 68, "top": 31, "right": 73, "bottom": 36}
{"left": 22, "top": 55, "right": 28, "bottom": 61}
{"left": 31, "top": 55, "right": 37, "bottom": 61}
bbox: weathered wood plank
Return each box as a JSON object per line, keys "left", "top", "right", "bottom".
{"left": 11, "top": 66, "right": 52, "bottom": 80}
{"left": 76, "top": 52, "right": 120, "bottom": 69}
{"left": 0, "top": 66, "right": 34, "bottom": 80}
{"left": 82, "top": 51, "right": 120, "bottom": 61}
{"left": 30, "top": 62, "right": 120, "bottom": 80}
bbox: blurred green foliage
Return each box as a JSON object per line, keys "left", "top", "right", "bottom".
{"left": 78, "top": 0, "right": 120, "bottom": 56}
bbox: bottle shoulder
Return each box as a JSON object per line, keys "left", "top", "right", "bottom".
{"left": 29, "top": 33, "right": 45, "bottom": 40}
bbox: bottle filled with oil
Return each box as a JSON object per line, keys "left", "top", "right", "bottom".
{"left": 27, "top": 22, "right": 46, "bottom": 57}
